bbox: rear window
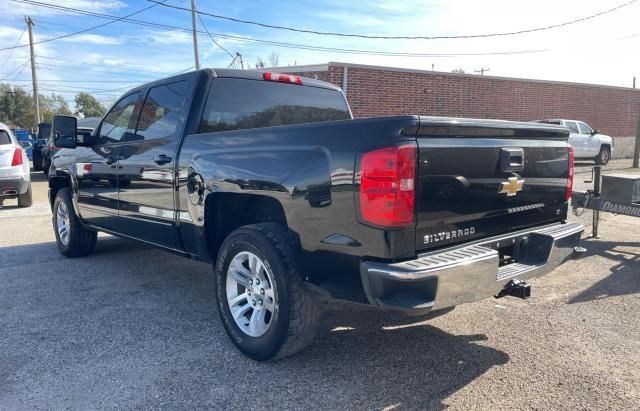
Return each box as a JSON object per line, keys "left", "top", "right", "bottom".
{"left": 0, "top": 130, "right": 12, "bottom": 145}
{"left": 199, "top": 78, "right": 351, "bottom": 133}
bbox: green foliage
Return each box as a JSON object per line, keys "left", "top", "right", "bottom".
{"left": 74, "top": 92, "right": 106, "bottom": 118}
{"left": 0, "top": 83, "right": 36, "bottom": 128}
{"left": 0, "top": 83, "right": 91, "bottom": 128}
{"left": 41, "top": 93, "right": 73, "bottom": 123}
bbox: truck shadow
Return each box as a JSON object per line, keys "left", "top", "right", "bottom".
{"left": 275, "top": 306, "right": 510, "bottom": 409}
{"left": 1, "top": 238, "right": 509, "bottom": 409}
{"left": 567, "top": 239, "right": 640, "bottom": 304}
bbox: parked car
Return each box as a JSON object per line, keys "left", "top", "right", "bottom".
{"left": 536, "top": 119, "right": 613, "bottom": 165}
{"left": 48, "top": 69, "right": 583, "bottom": 360}
{"left": 32, "top": 122, "right": 50, "bottom": 171}
{"left": 42, "top": 125, "right": 93, "bottom": 173}
{"left": 0, "top": 122, "right": 32, "bottom": 207}
{"left": 12, "top": 128, "right": 33, "bottom": 160}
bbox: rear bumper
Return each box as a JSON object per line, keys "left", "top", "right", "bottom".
{"left": 360, "top": 222, "right": 584, "bottom": 315}
{"left": 0, "top": 177, "right": 29, "bottom": 197}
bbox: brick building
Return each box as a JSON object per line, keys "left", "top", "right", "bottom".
{"left": 280, "top": 62, "right": 640, "bottom": 158}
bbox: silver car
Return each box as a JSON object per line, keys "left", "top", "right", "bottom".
{"left": 537, "top": 119, "right": 614, "bottom": 165}
{"left": 0, "top": 122, "right": 32, "bottom": 207}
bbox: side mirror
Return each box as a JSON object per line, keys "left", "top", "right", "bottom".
{"left": 19, "top": 140, "right": 33, "bottom": 150}
{"left": 592, "top": 129, "right": 599, "bottom": 135}
{"left": 52, "top": 115, "right": 78, "bottom": 149}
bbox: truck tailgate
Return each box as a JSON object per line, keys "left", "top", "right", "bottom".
{"left": 415, "top": 117, "right": 571, "bottom": 252}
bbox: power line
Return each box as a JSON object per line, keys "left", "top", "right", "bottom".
{"left": 13, "top": 0, "right": 640, "bottom": 59}
{"left": 11, "top": 61, "right": 30, "bottom": 81}
{"left": 0, "top": 59, "right": 31, "bottom": 81}
{"left": 0, "top": 29, "right": 26, "bottom": 76}
{"left": 0, "top": 0, "right": 166, "bottom": 51}
{"left": 10, "top": 0, "right": 554, "bottom": 57}
{"left": 194, "top": 0, "right": 235, "bottom": 61}
{"left": 150, "top": 0, "right": 638, "bottom": 40}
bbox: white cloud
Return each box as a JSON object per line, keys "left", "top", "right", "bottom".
{"left": 150, "top": 30, "right": 193, "bottom": 45}
{"left": 60, "top": 33, "right": 123, "bottom": 45}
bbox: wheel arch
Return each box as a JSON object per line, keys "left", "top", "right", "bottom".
{"left": 203, "top": 192, "right": 290, "bottom": 262}
{"left": 48, "top": 174, "right": 72, "bottom": 211}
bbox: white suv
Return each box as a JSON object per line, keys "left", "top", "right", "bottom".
{"left": 538, "top": 119, "right": 614, "bottom": 165}
{"left": 0, "top": 122, "right": 32, "bottom": 207}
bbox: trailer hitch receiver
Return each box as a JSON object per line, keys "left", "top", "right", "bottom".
{"left": 497, "top": 279, "right": 531, "bottom": 300}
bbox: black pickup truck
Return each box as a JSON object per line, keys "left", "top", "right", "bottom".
{"left": 48, "top": 69, "right": 583, "bottom": 360}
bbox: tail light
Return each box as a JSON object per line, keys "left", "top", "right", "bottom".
{"left": 11, "top": 147, "right": 23, "bottom": 167}
{"left": 359, "top": 144, "right": 417, "bottom": 227}
{"left": 263, "top": 72, "right": 303, "bottom": 85}
{"left": 566, "top": 145, "right": 574, "bottom": 201}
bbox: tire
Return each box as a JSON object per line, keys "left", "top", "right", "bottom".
{"left": 33, "top": 154, "right": 42, "bottom": 171}
{"left": 595, "top": 146, "right": 611, "bottom": 165}
{"left": 17, "top": 183, "right": 32, "bottom": 208}
{"left": 53, "top": 187, "right": 97, "bottom": 258}
{"left": 214, "top": 223, "right": 323, "bottom": 361}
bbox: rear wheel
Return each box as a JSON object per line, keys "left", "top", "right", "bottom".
{"left": 595, "top": 146, "right": 610, "bottom": 165}
{"left": 215, "top": 223, "right": 322, "bottom": 361}
{"left": 32, "top": 155, "right": 43, "bottom": 171}
{"left": 17, "top": 183, "right": 32, "bottom": 208}
{"left": 53, "top": 188, "right": 97, "bottom": 257}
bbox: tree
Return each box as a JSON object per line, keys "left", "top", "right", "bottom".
{"left": 255, "top": 57, "right": 265, "bottom": 69}
{"left": 41, "top": 93, "right": 73, "bottom": 123}
{"left": 0, "top": 83, "right": 36, "bottom": 128}
{"left": 451, "top": 68, "right": 466, "bottom": 74}
{"left": 267, "top": 51, "right": 279, "bottom": 68}
{"left": 74, "top": 92, "right": 106, "bottom": 118}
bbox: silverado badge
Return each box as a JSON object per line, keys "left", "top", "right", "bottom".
{"left": 498, "top": 177, "right": 525, "bottom": 197}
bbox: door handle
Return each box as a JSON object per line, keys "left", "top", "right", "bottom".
{"left": 153, "top": 154, "right": 172, "bottom": 165}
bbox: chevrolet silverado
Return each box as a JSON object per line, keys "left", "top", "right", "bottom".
{"left": 48, "top": 69, "right": 583, "bottom": 360}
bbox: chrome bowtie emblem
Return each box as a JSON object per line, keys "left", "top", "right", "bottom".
{"left": 499, "top": 177, "right": 525, "bottom": 196}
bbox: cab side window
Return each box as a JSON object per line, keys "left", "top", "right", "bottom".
{"left": 565, "top": 121, "right": 579, "bottom": 134}
{"left": 133, "top": 81, "right": 188, "bottom": 141}
{"left": 578, "top": 122, "right": 593, "bottom": 135}
{"left": 98, "top": 92, "right": 141, "bottom": 144}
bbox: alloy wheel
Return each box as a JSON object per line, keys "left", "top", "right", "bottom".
{"left": 225, "top": 251, "right": 277, "bottom": 337}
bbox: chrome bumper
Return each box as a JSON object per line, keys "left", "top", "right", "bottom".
{"left": 360, "top": 222, "right": 584, "bottom": 315}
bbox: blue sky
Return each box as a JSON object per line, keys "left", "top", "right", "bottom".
{"left": 1, "top": 0, "right": 639, "bottom": 109}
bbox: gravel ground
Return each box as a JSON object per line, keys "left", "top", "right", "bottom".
{"left": 0, "top": 164, "right": 638, "bottom": 409}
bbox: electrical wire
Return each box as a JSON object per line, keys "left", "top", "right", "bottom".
{"left": 0, "top": 29, "right": 27, "bottom": 75}
{"left": 10, "top": 0, "right": 556, "bottom": 57}
{"left": 0, "top": 0, "right": 166, "bottom": 51}
{"left": 149, "top": 0, "right": 638, "bottom": 40}
{"left": 194, "top": 0, "right": 235, "bottom": 60}
{"left": 0, "top": 59, "right": 31, "bottom": 81}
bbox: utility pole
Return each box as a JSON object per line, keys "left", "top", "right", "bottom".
{"left": 633, "top": 76, "right": 636, "bottom": 89}
{"left": 474, "top": 67, "right": 490, "bottom": 76}
{"left": 190, "top": 0, "right": 200, "bottom": 70}
{"left": 25, "top": 16, "right": 40, "bottom": 124}
{"left": 633, "top": 107, "right": 640, "bottom": 168}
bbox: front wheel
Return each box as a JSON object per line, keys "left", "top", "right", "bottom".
{"left": 53, "top": 188, "right": 97, "bottom": 257}
{"left": 215, "top": 223, "right": 322, "bottom": 361}
{"left": 595, "top": 146, "right": 611, "bottom": 165}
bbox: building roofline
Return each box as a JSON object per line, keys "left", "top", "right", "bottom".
{"left": 270, "top": 64, "right": 329, "bottom": 73}
{"left": 274, "top": 61, "right": 639, "bottom": 92}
